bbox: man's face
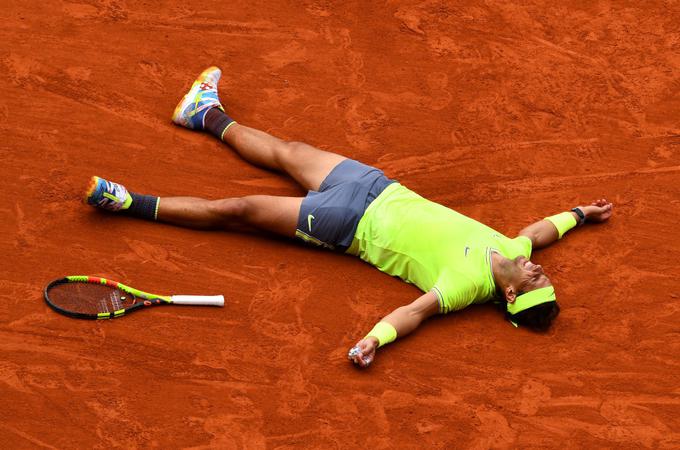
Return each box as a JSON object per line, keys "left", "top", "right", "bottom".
{"left": 512, "top": 255, "right": 552, "bottom": 294}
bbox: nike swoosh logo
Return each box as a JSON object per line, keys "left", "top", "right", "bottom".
{"left": 307, "top": 214, "right": 315, "bottom": 232}
{"left": 103, "top": 192, "right": 122, "bottom": 202}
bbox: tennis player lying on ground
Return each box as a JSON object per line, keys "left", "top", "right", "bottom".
{"left": 86, "top": 67, "right": 613, "bottom": 368}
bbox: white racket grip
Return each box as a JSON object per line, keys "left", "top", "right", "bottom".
{"left": 170, "top": 295, "right": 225, "bottom": 306}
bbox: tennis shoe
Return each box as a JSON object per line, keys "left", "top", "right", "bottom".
{"left": 85, "top": 176, "right": 132, "bottom": 212}
{"left": 172, "top": 66, "right": 224, "bottom": 130}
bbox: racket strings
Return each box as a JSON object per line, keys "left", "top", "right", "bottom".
{"left": 46, "top": 283, "right": 136, "bottom": 315}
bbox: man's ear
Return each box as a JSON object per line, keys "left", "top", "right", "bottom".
{"left": 505, "top": 286, "right": 517, "bottom": 303}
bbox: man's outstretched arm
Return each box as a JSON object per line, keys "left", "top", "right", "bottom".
{"left": 519, "top": 198, "right": 613, "bottom": 250}
{"left": 348, "top": 291, "right": 440, "bottom": 368}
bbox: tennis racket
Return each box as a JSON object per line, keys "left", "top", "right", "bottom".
{"left": 44, "top": 276, "right": 224, "bottom": 320}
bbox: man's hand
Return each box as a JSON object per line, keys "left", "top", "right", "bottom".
{"left": 347, "top": 292, "right": 439, "bottom": 369}
{"left": 519, "top": 198, "right": 614, "bottom": 249}
{"left": 347, "top": 337, "right": 378, "bottom": 368}
{"left": 582, "top": 198, "right": 613, "bottom": 223}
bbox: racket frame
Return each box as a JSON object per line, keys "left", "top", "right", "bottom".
{"left": 44, "top": 276, "right": 202, "bottom": 320}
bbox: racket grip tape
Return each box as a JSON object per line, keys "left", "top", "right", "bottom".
{"left": 170, "top": 295, "right": 225, "bottom": 306}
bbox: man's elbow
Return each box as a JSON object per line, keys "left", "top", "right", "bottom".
{"left": 407, "top": 302, "right": 439, "bottom": 321}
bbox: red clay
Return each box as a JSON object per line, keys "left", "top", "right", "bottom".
{"left": 1, "top": 1, "right": 679, "bottom": 448}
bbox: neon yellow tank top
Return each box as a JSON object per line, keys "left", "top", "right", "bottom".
{"left": 347, "top": 183, "right": 532, "bottom": 313}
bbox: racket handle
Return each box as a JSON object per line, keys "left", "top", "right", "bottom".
{"left": 170, "top": 295, "right": 225, "bottom": 306}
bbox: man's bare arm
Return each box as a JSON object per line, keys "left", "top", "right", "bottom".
{"left": 519, "top": 199, "right": 613, "bottom": 250}
{"left": 348, "top": 290, "right": 440, "bottom": 368}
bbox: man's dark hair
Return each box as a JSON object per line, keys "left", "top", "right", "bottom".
{"left": 506, "top": 301, "right": 560, "bottom": 331}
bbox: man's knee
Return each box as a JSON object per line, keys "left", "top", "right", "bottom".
{"left": 208, "top": 198, "right": 249, "bottom": 222}
{"left": 286, "top": 141, "right": 308, "bottom": 152}
{"left": 275, "top": 141, "right": 306, "bottom": 167}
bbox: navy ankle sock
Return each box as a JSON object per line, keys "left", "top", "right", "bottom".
{"left": 205, "top": 108, "right": 236, "bottom": 140}
{"left": 125, "top": 193, "right": 159, "bottom": 221}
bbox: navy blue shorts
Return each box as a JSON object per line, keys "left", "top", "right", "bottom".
{"left": 295, "top": 159, "right": 395, "bottom": 252}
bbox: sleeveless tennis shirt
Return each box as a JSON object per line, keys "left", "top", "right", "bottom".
{"left": 346, "top": 183, "right": 532, "bottom": 313}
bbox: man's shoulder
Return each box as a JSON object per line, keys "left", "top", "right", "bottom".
{"left": 434, "top": 270, "right": 482, "bottom": 313}
{"left": 496, "top": 234, "right": 533, "bottom": 259}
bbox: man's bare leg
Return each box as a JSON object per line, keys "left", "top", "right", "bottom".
{"left": 173, "top": 67, "right": 348, "bottom": 192}
{"left": 219, "top": 122, "right": 346, "bottom": 192}
{"left": 156, "top": 195, "right": 302, "bottom": 237}
{"left": 85, "top": 176, "right": 302, "bottom": 238}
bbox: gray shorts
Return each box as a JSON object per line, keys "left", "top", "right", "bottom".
{"left": 295, "top": 159, "right": 395, "bottom": 252}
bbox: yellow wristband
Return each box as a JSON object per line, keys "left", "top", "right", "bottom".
{"left": 365, "top": 321, "right": 397, "bottom": 347}
{"left": 544, "top": 211, "right": 577, "bottom": 239}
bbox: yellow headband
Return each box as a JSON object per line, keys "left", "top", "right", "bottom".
{"left": 507, "top": 286, "right": 556, "bottom": 315}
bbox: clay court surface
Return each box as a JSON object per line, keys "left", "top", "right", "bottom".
{"left": 2, "top": 1, "right": 680, "bottom": 448}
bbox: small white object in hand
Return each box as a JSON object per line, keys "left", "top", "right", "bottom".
{"left": 348, "top": 346, "right": 361, "bottom": 359}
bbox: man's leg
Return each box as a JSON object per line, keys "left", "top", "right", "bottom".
{"left": 85, "top": 176, "right": 302, "bottom": 238}
{"left": 157, "top": 195, "right": 302, "bottom": 237}
{"left": 220, "top": 123, "right": 346, "bottom": 192}
{"left": 172, "top": 67, "right": 347, "bottom": 192}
